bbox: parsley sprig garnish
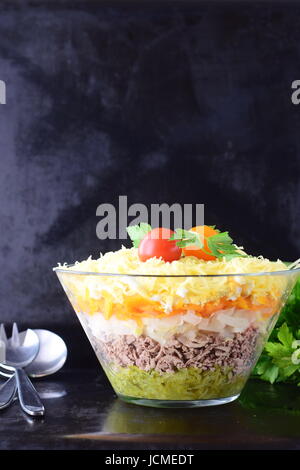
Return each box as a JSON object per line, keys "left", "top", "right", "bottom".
{"left": 126, "top": 223, "right": 152, "bottom": 248}
{"left": 207, "top": 232, "right": 245, "bottom": 260}
{"left": 169, "top": 228, "right": 204, "bottom": 249}
{"left": 170, "top": 228, "right": 245, "bottom": 260}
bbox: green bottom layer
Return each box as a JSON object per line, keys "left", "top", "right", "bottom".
{"left": 104, "top": 364, "right": 248, "bottom": 400}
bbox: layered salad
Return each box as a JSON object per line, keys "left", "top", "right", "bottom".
{"left": 55, "top": 224, "right": 296, "bottom": 403}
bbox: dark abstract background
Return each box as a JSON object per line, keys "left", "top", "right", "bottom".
{"left": 0, "top": 1, "right": 299, "bottom": 364}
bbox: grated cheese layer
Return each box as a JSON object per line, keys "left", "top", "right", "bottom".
{"left": 55, "top": 248, "right": 292, "bottom": 310}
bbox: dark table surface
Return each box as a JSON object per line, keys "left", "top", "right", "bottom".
{"left": 1, "top": 368, "right": 300, "bottom": 450}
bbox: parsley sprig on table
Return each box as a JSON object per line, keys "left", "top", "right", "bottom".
{"left": 253, "top": 278, "right": 300, "bottom": 386}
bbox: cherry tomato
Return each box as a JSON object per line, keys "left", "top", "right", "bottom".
{"left": 138, "top": 228, "right": 182, "bottom": 262}
{"left": 183, "top": 225, "right": 218, "bottom": 261}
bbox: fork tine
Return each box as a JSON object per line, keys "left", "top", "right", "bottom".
{"left": 0, "top": 324, "right": 7, "bottom": 363}
{"left": 0, "top": 324, "right": 7, "bottom": 344}
{"left": 11, "top": 323, "right": 20, "bottom": 347}
{"left": 21, "top": 329, "right": 31, "bottom": 346}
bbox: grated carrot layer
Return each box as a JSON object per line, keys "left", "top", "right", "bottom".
{"left": 73, "top": 293, "right": 277, "bottom": 324}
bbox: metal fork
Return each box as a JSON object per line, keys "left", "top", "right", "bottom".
{"left": 0, "top": 365, "right": 16, "bottom": 409}
{"left": 0, "top": 326, "right": 16, "bottom": 409}
{"left": 0, "top": 323, "right": 44, "bottom": 416}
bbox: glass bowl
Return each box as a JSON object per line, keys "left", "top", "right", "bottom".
{"left": 54, "top": 266, "right": 300, "bottom": 408}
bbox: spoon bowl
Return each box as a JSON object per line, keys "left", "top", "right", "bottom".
{"left": 25, "top": 329, "right": 67, "bottom": 377}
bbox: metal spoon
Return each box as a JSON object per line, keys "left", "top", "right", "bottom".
{"left": 0, "top": 329, "right": 67, "bottom": 411}
{"left": 4, "top": 327, "right": 44, "bottom": 416}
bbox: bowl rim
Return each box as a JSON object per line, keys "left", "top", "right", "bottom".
{"left": 53, "top": 264, "right": 300, "bottom": 278}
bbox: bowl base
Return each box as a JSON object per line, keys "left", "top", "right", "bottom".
{"left": 118, "top": 394, "right": 240, "bottom": 408}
